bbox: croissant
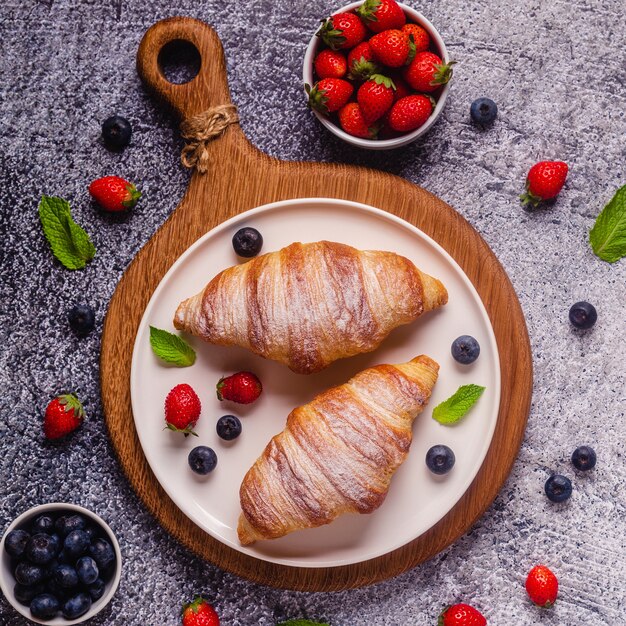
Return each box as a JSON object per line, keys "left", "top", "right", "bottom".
{"left": 174, "top": 241, "right": 447, "bottom": 374}
{"left": 237, "top": 354, "right": 439, "bottom": 545}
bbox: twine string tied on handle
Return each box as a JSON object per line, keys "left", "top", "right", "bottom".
{"left": 180, "top": 104, "right": 239, "bottom": 173}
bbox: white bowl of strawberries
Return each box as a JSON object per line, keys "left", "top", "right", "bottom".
{"left": 303, "top": 0, "right": 453, "bottom": 149}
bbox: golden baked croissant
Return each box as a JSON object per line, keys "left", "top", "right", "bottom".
{"left": 174, "top": 241, "right": 447, "bottom": 374}
{"left": 237, "top": 354, "right": 439, "bottom": 545}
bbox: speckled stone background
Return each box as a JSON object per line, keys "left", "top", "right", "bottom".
{"left": 1, "top": 0, "right": 625, "bottom": 624}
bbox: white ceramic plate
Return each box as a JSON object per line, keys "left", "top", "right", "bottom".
{"left": 130, "top": 198, "right": 500, "bottom": 568}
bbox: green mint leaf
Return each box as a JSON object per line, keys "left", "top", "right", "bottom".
{"left": 432, "top": 384, "right": 486, "bottom": 425}
{"left": 589, "top": 184, "right": 626, "bottom": 263}
{"left": 149, "top": 326, "right": 196, "bottom": 367}
{"left": 276, "top": 621, "right": 330, "bottom": 626}
{"left": 38, "top": 195, "right": 96, "bottom": 270}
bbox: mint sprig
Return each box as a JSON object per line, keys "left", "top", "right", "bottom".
{"left": 277, "top": 621, "right": 330, "bottom": 626}
{"left": 432, "top": 384, "right": 485, "bottom": 425}
{"left": 590, "top": 183, "right": 626, "bottom": 263}
{"left": 149, "top": 326, "right": 196, "bottom": 367}
{"left": 39, "top": 195, "right": 95, "bottom": 270}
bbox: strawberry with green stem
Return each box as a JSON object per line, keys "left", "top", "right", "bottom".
{"left": 357, "top": 74, "right": 396, "bottom": 123}
{"left": 338, "top": 102, "right": 380, "bottom": 139}
{"left": 164, "top": 383, "right": 201, "bottom": 436}
{"left": 306, "top": 78, "right": 354, "bottom": 114}
{"left": 316, "top": 13, "right": 366, "bottom": 50}
{"left": 43, "top": 394, "right": 85, "bottom": 440}
{"left": 520, "top": 161, "right": 569, "bottom": 207}
{"left": 88, "top": 176, "right": 141, "bottom": 212}
{"left": 356, "top": 0, "right": 406, "bottom": 33}
{"left": 370, "top": 29, "right": 414, "bottom": 68}
{"left": 181, "top": 596, "right": 219, "bottom": 626}
{"left": 347, "top": 41, "right": 380, "bottom": 81}
{"left": 403, "top": 51, "right": 455, "bottom": 92}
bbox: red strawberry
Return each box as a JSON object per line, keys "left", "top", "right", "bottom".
{"left": 357, "top": 74, "right": 396, "bottom": 123}
{"left": 216, "top": 371, "right": 262, "bottom": 404}
{"left": 388, "top": 94, "right": 434, "bottom": 132}
{"left": 314, "top": 49, "right": 347, "bottom": 79}
{"left": 43, "top": 394, "right": 85, "bottom": 440}
{"left": 370, "top": 29, "right": 411, "bottom": 68}
{"left": 316, "top": 13, "right": 366, "bottom": 50}
{"left": 164, "top": 383, "right": 201, "bottom": 436}
{"left": 520, "top": 161, "right": 569, "bottom": 207}
{"left": 404, "top": 51, "right": 455, "bottom": 92}
{"left": 526, "top": 564, "right": 558, "bottom": 608}
{"left": 347, "top": 41, "right": 380, "bottom": 81}
{"left": 356, "top": 0, "right": 406, "bottom": 33}
{"left": 390, "top": 74, "right": 412, "bottom": 101}
{"left": 402, "top": 23, "right": 430, "bottom": 53}
{"left": 88, "top": 176, "right": 141, "bottom": 212}
{"left": 181, "top": 596, "right": 219, "bottom": 626}
{"left": 438, "top": 603, "right": 487, "bottom": 626}
{"left": 338, "top": 102, "right": 379, "bottom": 139}
{"left": 306, "top": 78, "right": 354, "bottom": 114}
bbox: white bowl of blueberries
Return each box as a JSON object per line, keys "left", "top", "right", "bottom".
{"left": 0, "top": 503, "right": 121, "bottom": 624}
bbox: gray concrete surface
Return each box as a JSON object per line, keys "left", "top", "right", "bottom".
{"left": 1, "top": 0, "right": 625, "bottom": 624}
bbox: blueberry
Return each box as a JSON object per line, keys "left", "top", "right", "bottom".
{"left": 63, "top": 592, "right": 92, "bottom": 619}
{"left": 545, "top": 474, "right": 572, "bottom": 502}
{"left": 55, "top": 514, "right": 86, "bottom": 538}
{"left": 425, "top": 445, "right": 456, "bottom": 475}
{"left": 451, "top": 335, "right": 480, "bottom": 364}
{"left": 232, "top": 227, "right": 263, "bottom": 258}
{"left": 64, "top": 529, "right": 90, "bottom": 559}
{"left": 68, "top": 304, "right": 96, "bottom": 335}
{"left": 26, "top": 533, "right": 58, "bottom": 565}
{"left": 88, "top": 538, "right": 115, "bottom": 572}
{"left": 101, "top": 115, "right": 132, "bottom": 150}
{"left": 569, "top": 301, "right": 597, "bottom": 329}
{"left": 470, "top": 97, "right": 498, "bottom": 125}
{"left": 30, "top": 593, "right": 60, "bottom": 620}
{"left": 83, "top": 525, "right": 99, "bottom": 543}
{"left": 4, "top": 529, "right": 30, "bottom": 558}
{"left": 45, "top": 576, "right": 72, "bottom": 601}
{"left": 76, "top": 556, "right": 99, "bottom": 585}
{"left": 87, "top": 577, "right": 106, "bottom": 601}
{"left": 188, "top": 446, "right": 218, "bottom": 475}
{"left": 15, "top": 562, "right": 46, "bottom": 586}
{"left": 53, "top": 563, "right": 79, "bottom": 588}
{"left": 31, "top": 514, "right": 55, "bottom": 534}
{"left": 14, "top": 582, "right": 46, "bottom": 605}
{"left": 216, "top": 414, "right": 242, "bottom": 441}
{"left": 572, "top": 445, "right": 597, "bottom": 471}
{"left": 49, "top": 533, "right": 62, "bottom": 556}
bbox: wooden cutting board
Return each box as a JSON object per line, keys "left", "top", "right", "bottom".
{"left": 100, "top": 16, "right": 532, "bottom": 591}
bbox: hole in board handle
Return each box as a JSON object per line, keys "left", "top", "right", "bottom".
{"left": 158, "top": 39, "right": 201, "bottom": 85}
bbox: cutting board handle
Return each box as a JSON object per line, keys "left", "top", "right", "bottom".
{"left": 137, "top": 16, "right": 233, "bottom": 121}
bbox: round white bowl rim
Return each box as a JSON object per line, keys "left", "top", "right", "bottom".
{"left": 0, "top": 502, "right": 122, "bottom": 626}
{"left": 302, "top": 1, "right": 450, "bottom": 150}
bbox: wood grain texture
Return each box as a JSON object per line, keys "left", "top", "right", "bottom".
{"left": 100, "top": 16, "right": 532, "bottom": 591}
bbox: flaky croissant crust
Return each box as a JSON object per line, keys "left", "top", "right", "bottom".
{"left": 237, "top": 355, "right": 439, "bottom": 545}
{"left": 174, "top": 241, "right": 448, "bottom": 374}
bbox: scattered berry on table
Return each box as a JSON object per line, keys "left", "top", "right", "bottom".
{"left": 544, "top": 474, "right": 572, "bottom": 503}
{"left": 401, "top": 23, "right": 430, "bottom": 53}
{"left": 88, "top": 537, "right": 116, "bottom": 573}
{"left": 520, "top": 161, "right": 568, "bottom": 207}
{"left": 568, "top": 301, "right": 597, "bottom": 329}
{"left": 216, "top": 415, "right": 242, "bottom": 441}
{"left": 404, "top": 51, "right": 455, "bottom": 92}
{"left": 188, "top": 446, "right": 218, "bottom": 475}
{"left": 76, "top": 556, "right": 99, "bottom": 585}
{"left": 571, "top": 445, "right": 597, "bottom": 471}
{"left": 53, "top": 563, "right": 79, "bottom": 589}
{"left": 232, "top": 227, "right": 263, "bottom": 258}
{"left": 426, "top": 445, "right": 455, "bottom": 475}
{"left": 316, "top": 13, "right": 367, "bottom": 50}
{"left": 451, "top": 335, "right": 481, "bottom": 364}
{"left": 68, "top": 304, "right": 96, "bottom": 335}
{"left": 55, "top": 514, "right": 86, "bottom": 538}
{"left": 314, "top": 49, "right": 348, "bottom": 78}
{"left": 62, "top": 592, "right": 92, "bottom": 619}
{"left": 87, "top": 577, "right": 106, "bottom": 601}
{"left": 15, "top": 562, "right": 46, "bottom": 586}
{"left": 30, "top": 593, "right": 60, "bottom": 620}
{"left": 182, "top": 596, "right": 220, "bottom": 626}
{"left": 101, "top": 115, "right": 132, "bottom": 150}
{"left": 43, "top": 394, "right": 85, "bottom": 440}
{"left": 164, "top": 383, "right": 201, "bottom": 436}
{"left": 25, "top": 534, "right": 58, "bottom": 565}
{"left": 306, "top": 78, "right": 354, "bottom": 114}
{"left": 89, "top": 175, "right": 141, "bottom": 212}
{"left": 216, "top": 371, "right": 262, "bottom": 404}
{"left": 370, "top": 29, "right": 411, "bottom": 68}
{"left": 388, "top": 94, "right": 433, "bottom": 132}
{"left": 64, "top": 529, "right": 90, "bottom": 559}
{"left": 438, "top": 602, "right": 487, "bottom": 625}
{"left": 470, "top": 97, "right": 498, "bottom": 125}
{"left": 526, "top": 564, "right": 558, "bottom": 607}
{"left": 347, "top": 41, "right": 379, "bottom": 80}
{"left": 356, "top": 0, "right": 406, "bottom": 33}
{"left": 338, "top": 102, "right": 379, "bottom": 139}
{"left": 4, "top": 529, "right": 30, "bottom": 559}
{"left": 32, "top": 515, "right": 55, "bottom": 534}
{"left": 357, "top": 74, "right": 396, "bottom": 124}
